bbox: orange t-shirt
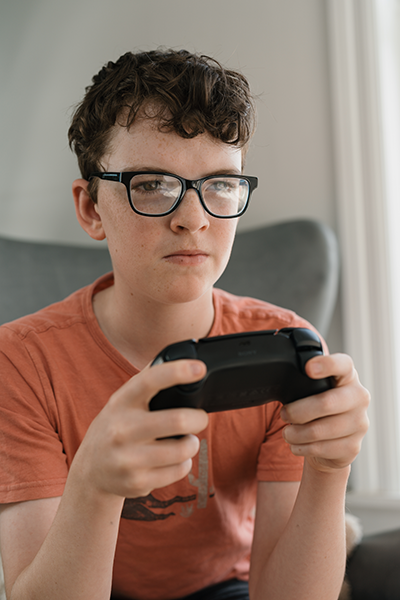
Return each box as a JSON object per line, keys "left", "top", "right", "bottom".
{"left": 0, "top": 273, "right": 313, "bottom": 599}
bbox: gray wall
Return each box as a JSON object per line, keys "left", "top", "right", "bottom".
{"left": 0, "top": 0, "right": 342, "bottom": 350}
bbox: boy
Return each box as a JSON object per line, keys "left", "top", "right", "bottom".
{"left": 0, "top": 49, "right": 369, "bottom": 600}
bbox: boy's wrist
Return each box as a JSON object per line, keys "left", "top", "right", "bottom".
{"left": 305, "top": 457, "right": 352, "bottom": 477}
{"left": 66, "top": 452, "right": 126, "bottom": 515}
{"left": 302, "top": 459, "right": 351, "bottom": 493}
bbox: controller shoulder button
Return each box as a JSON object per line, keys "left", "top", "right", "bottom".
{"left": 290, "top": 328, "right": 322, "bottom": 350}
{"left": 165, "top": 340, "right": 197, "bottom": 362}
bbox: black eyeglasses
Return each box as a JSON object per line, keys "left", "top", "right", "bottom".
{"left": 88, "top": 171, "right": 258, "bottom": 218}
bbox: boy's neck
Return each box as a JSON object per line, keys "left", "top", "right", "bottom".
{"left": 92, "top": 282, "right": 215, "bottom": 370}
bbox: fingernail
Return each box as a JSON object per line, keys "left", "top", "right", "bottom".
{"left": 310, "top": 361, "right": 323, "bottom": 375}
{"left": 281, "top": 407, "right": 288, "bottom": 422}
{"left": 190, "top": 362, "right": 204, "bottom": 376}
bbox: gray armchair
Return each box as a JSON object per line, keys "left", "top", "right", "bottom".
{"left": 346, "top": 527, "right": 400, "bottom": 600}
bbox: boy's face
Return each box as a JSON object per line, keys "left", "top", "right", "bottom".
{"left": 89, "top": 116, "right": 242, "bottom": 307}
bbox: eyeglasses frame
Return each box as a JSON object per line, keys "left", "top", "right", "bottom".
{"left": 88, "top": 171, "right": 258, "bottom": 218}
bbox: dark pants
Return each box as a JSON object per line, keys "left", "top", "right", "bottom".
{"left": 111, "top": 579, "right": 249, "bottom": 600}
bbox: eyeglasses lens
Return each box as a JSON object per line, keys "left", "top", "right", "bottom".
{"left": 130, "top": 174, "right": 181, "bottom": 215}
{"left": 202, "top": 178, "right": 248, "bottom": 216}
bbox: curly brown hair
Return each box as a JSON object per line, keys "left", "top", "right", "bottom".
{"left": 68, "top": 49, "right": 256, "bottom": 199}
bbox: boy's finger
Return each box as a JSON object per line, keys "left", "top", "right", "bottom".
{"left": 305, "top": 353, "right": 357, "bottom": 386}
{"left": 281, "top": 380, "right": 369, "bottom": 428}
{"left": 141, "top": 406, "right": 209, "bottom": 440}
{"left": 113, "top": 359, "right": 207, "bottom": 409}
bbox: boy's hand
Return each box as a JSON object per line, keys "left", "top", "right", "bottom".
{"left": 280, "top": 354, "right": 370, "bottom": 473}
{"left": 72, "top": 359, "right": 209, "bottom": 500}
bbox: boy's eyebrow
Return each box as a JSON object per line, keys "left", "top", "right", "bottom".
{"left": 120, "top": 166, "right": 243, "bottom": 176}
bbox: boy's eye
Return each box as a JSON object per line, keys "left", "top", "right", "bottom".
{"left": 130, "top": 176, "right": 180, "bottom": 197}
{"left": 142, "top": 180, "right": 160, "bottom": 191}
{"left": 133, "top": 178, "right": 165, "bottom": 192}
{"left": 210, "top": 181, "right": 229, "bottom": 191}
{"left": 205, "top": 179, "right": 238, "bottom": 195}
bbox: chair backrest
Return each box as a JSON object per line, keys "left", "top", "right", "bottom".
{"left": 0, "top": 219, "right": 339, "bottom": 336}
{"left": 0, "top": 238, "right": 112, "bottom": 324}
{"left": 216, "top": 219, "right": 339, "bottom": 336}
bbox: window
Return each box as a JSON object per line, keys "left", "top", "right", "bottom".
{"left": 327, "top": 0, "right": 400, "bottom": 499}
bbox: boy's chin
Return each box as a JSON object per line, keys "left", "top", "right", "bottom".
{"left": 157, "top": 280, "right": 215, "bottom": 306}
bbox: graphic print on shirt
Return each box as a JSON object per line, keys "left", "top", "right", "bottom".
{"left": 121, "top": 439, "right": 214, "bottom": 520}
{"left": 188, "top": 438, "right": 209, "bottom": 509}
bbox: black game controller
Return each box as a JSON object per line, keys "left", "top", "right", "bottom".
{"left": 149, "top": 328, "right": 333, "bottom": 412}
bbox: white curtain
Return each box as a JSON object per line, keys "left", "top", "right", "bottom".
{"left": 327, "top": 0, "right": 400, "bottom": 496}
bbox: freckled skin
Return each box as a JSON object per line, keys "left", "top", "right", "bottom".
{"left": 95, "top": 120, "right": 241, "bottom": 308}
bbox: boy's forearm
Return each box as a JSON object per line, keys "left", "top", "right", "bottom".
{"left": 9, "top": 469, "right": 124, "bottom": 600}
{"left": 250, "top": 462, "right": 350, "bottom": 600}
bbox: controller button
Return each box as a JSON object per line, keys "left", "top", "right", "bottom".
{"left": 165, "top": 340, "right": 197, "bottom": 362}
{"left": 291, "top": 328, "right": 322, "bottom": 350}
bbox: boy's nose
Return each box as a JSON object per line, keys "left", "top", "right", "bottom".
{"left": 169, "top": 189, "right": 210, "bottom": 233}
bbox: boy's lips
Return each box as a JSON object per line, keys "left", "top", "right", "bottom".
{"left": 165, "top": 249, "right": 208, "bottom": 257}
{"left": 163, "top": 249, "right": 209, "bottom": 264}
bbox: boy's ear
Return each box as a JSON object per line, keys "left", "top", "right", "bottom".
{"left": 72, "top": 179, "right": 106, "bottom": 241}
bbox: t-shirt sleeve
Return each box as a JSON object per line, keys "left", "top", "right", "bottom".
{"left": 0, "top": 327, "right": 68, "bottom": 504}
{"left": 256, "top": 401, "right": 304, "bottom": 482}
